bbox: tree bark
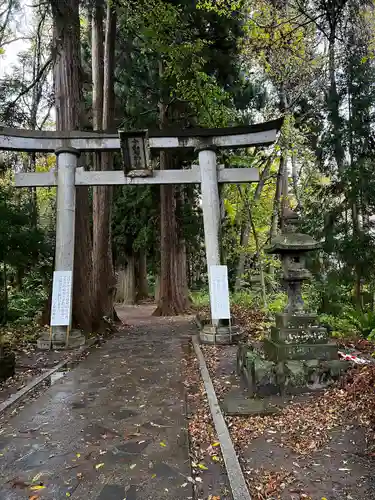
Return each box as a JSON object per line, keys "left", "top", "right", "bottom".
{"left": 135, "top": 250, "right": 149, "bottom": 301}
{"left": 116, "top": 258, "right": 136, "bottom": 304}
{"left": 91, "top": 0, "right": 104, "bottom": 132}
{"left": 153, "top": 64, "right": 190, "bottom": 316}
{"left": 238, "top": 186, "right": 267, "bottom": 308}
{"left": 234, "top": 158, "right": 272, "bottom": 292}
{"left": 328, "top": 30, "right": 345, "bottom": 172}
{"left": 51, "top": 0, "right": 94, "bottom": 333}
{"left": 154, "top": 275, "right": 160, "bottom": 302}
{"left": 267, "top": 155, "right": 285, "bottom": 285}
{"left": 270, "top": 155, "right": 285, "bottom": 240}
{"left": 153, "top": 155, "right": 187, "bottom": 316}
{"left": 92, "top": 0, "right": 116, "bottom": 325}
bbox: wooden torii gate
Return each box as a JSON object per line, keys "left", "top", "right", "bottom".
{"left": 0, "top": 119, "right": 282, "bottom": 348}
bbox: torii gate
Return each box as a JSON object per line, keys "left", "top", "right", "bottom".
{"left": 0, "top": 119, "right": 282, "bottom": 348}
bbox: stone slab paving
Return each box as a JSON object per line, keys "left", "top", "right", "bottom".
{"left": 0, "top": 305, "right": 196, "bottom": 499}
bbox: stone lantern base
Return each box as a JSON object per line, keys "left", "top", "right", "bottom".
{"left": 237, "top": 312, "right": 349, "bottom": 396}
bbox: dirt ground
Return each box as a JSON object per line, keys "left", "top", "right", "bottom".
{"left": 201, "top": 344, "right": 375, "bottom": 500}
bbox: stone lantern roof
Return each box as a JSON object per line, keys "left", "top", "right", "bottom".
{"left": 266, "top": 208, "right": 322, "bottom": 254}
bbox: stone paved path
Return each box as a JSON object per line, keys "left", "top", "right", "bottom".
{"left": 0, "top": 305, "right": 196, "bottom": 499}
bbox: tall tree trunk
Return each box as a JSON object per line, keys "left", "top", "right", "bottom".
{"left": 291, "top": 152, "right": 300, "bottom": 208}
{"left": 270, "top": 155, "right": 285, "bottom": 240}
{"left": 92, "top": 0, "right": 116, "bottom": 325}
{"left": 176, "top": 184, "right": 191, "bottom": 308}
{"left": 234, "top": 158, "right": 272, "bottom": 292}
{"left": 328, "top": 30, "right": 345, "bottom": 172}
{"left": 237, "top": 186, "right": 267, "bottom": 307}
{"left": 153, "top": 154, "right": 187, "bottom": 315}
{"left": 1, "top": 262, "right": 8, "bottom": 326}
{"left": 135, "top": 250, "right": 149, "bottom": 301}
{"left": 153, "top": 64, "right": 189, "bottom": 316}
{"left": 268, "top": 155, "right": 285, "bottom": 285}
{"left": 116, "top": 258, "right": 136, "bottom": 304}
{"left": 51, "top": 0, "right": 94, "bottom": 333}
{"left": 91, "top": 0, "right": 104, "bottom": 132}
{"left": 279, "top": 84, "right": 289, "bottom": 228}
{"left": 154, "top": 275, "right": 160, "bottom": 302}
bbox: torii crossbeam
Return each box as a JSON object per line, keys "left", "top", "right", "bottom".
{"left": 0, "top": 119, "right": 282, "bottom": 348}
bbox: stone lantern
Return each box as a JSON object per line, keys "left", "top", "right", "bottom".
{"left": 236, "top": 208, "right": 348, "bottom": 398}
{"left": 268, "top": 208, "right": 319, "bottom": 314}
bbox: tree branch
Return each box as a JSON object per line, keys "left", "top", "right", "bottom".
{"left": 5, "top": 56, "right": 52, "bottom": 110}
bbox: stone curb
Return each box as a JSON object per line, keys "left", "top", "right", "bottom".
{"left": 0, "top": 358, "right": 69, "bottom": 415}
{"left": 0, "top": 337, "right": 98, "bottom": 416}
{"left": 192, "top": 335, "right": 252, "bottom": 500}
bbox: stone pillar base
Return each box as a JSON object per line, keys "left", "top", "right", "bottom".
{"left": 199, "top": 324, "right": 241, "bottom": 345}
{"left": 37, "top": 329, "right": 86, "bottom": 350}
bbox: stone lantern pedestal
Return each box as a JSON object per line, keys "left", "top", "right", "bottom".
{"left": 237, "top": 209, "right": 349, "bottom": 396}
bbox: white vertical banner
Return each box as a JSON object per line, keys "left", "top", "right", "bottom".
{"left": 209, "top": 265, "right": 231, "bottom": 320}
{"left": 50, "top": 271, "right": 73, "bottom": 327}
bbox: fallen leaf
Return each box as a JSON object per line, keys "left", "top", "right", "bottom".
{"left": 30, "top": 486, "right": 46, "bottom": 491}
{"left": 198, "top": 463, "right": 208, "bottom": 470}
{"left": 32, "top": 473, "right": 44, "bottom": 483}
{"left": 130, "top": 464, "right": 136, "bottom": 470}
{"left": 95, "top": 463, "right": 104, "bottom": 470}
{"left": 160, "top": 441, "right": 166, "bottom": 447}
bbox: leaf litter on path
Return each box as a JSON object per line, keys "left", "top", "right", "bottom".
{"left": 196, "top": 303, "right": 375, "bottom": 498}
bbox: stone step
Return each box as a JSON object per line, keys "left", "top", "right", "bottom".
{"left": 263, "top": 339, "right": 339, "bottom": 362}
{"left": 271, "top": 326, "right": 328, "bottom": 344}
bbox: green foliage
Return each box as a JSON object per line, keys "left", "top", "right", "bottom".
{"left": 0, "top": 185, "right": 46, "bottom": 268}
{"left": 196, "top": 0, "right": 243, "bottom": 16}
{"left": 266, "top": 292, "right": 287, "bottom": 315}
{"left": 7, "top": 290, "right": 46, "bottom": 324}
{"left": 0, "top": 182, "right": 51, "bottom": 325}
{"left": 320, "top": 308, "right": 375, "bottom": 340}
{"left": 191, "top": 290, "right": 210, "bottom": 308}
{"left": 231, "top": 290, "right": 257, "bottom": 307}
{"left": 112, "top": 185, "right": 157, "bottom": 263}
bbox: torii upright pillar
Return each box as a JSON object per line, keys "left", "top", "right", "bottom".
{"left": 51, "top": 147, "right": 81, "bottom": 347}
{"left": 198, "top": 146, "right": 221, "bottom": 328}
{"left": 0, "top": 119, "right": 282, "bottom": 347}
